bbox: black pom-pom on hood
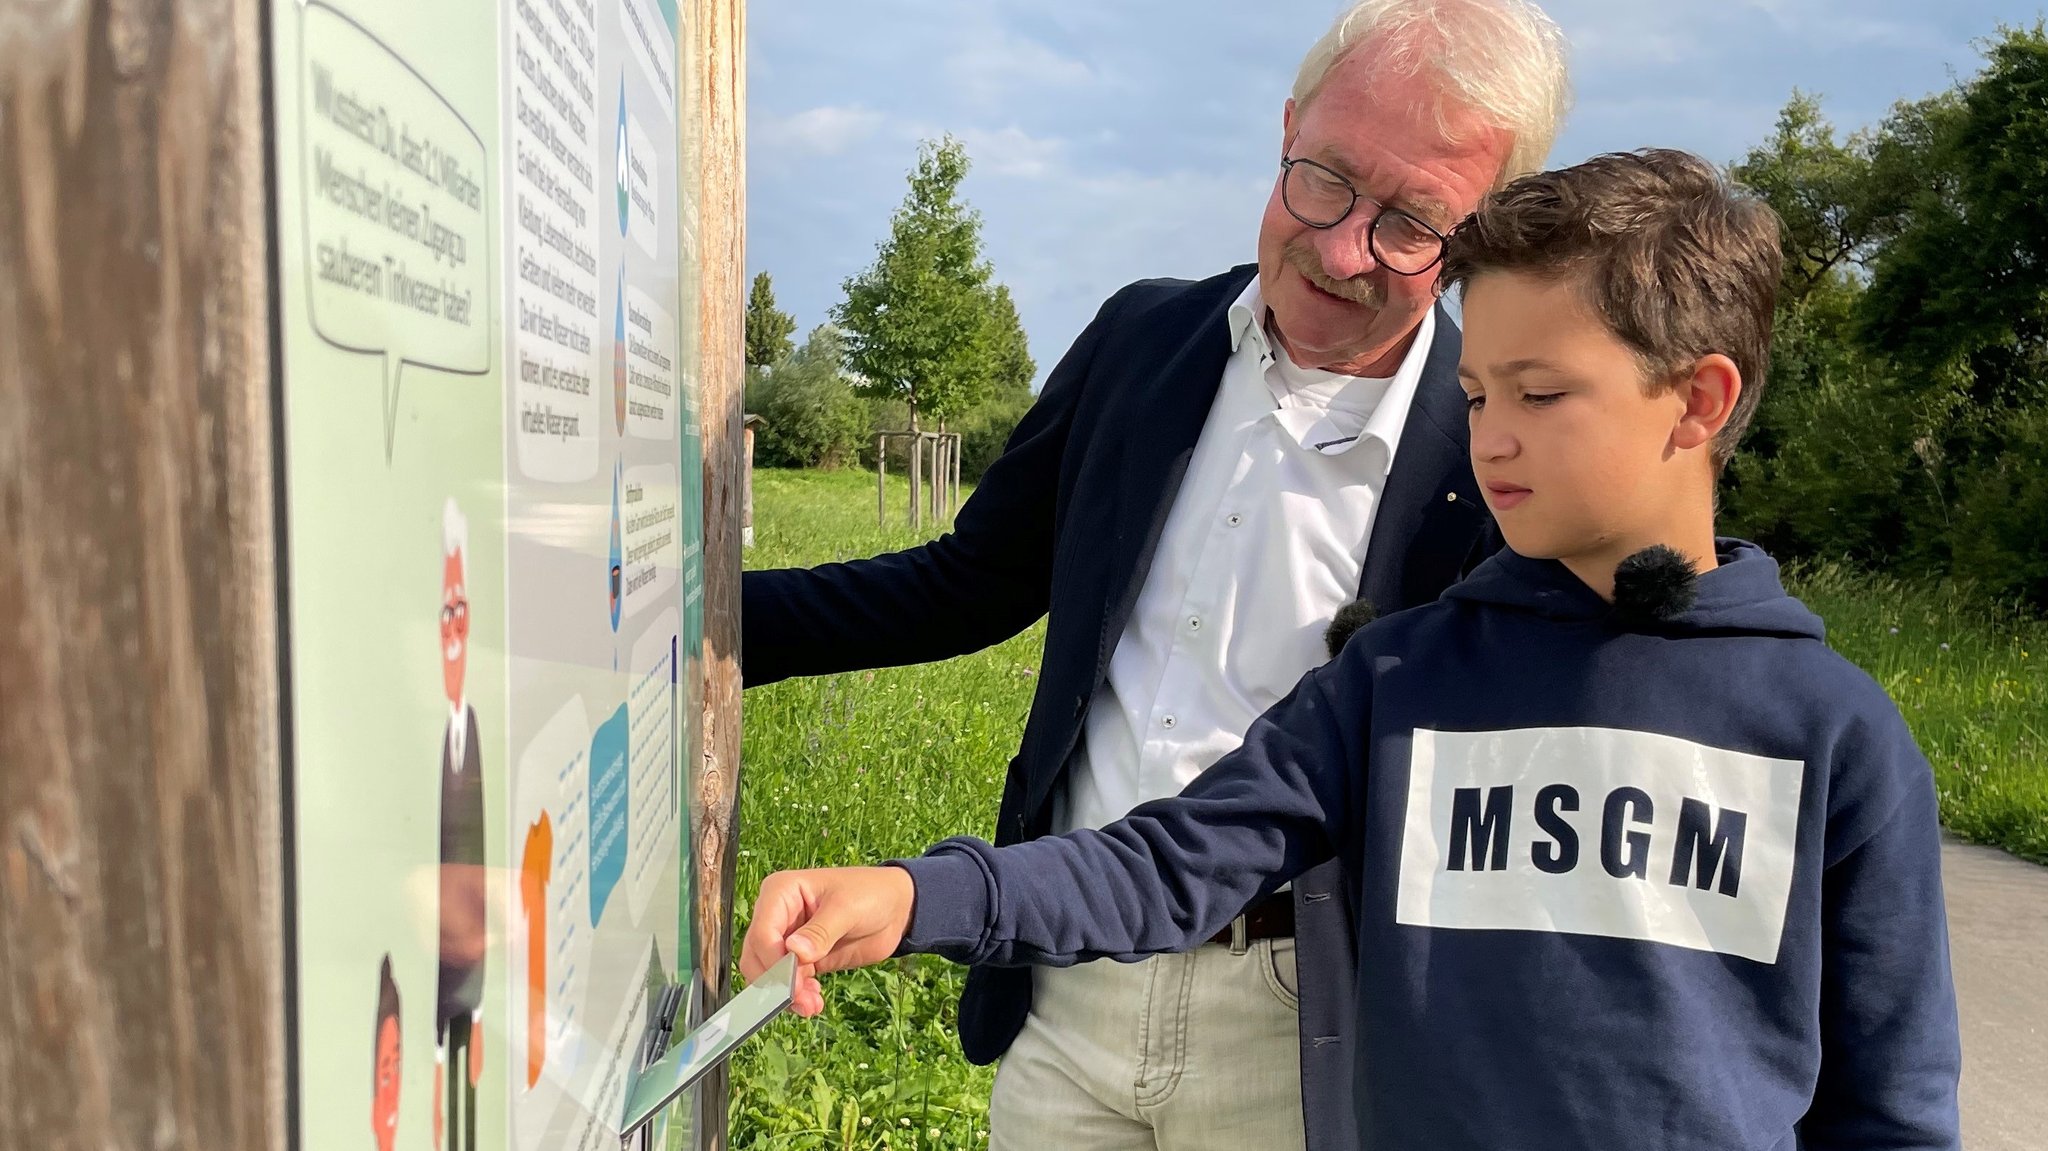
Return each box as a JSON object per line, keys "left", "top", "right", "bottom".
{"left": 1324, "top": 598, "right": 1379, "bottom": 658}
{"left": 1611, "top": 545, "right": 1700, "bottom": 625}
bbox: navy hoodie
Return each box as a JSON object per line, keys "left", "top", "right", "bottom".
{"left": 897, "top": 541, "right": 1961, "bottom": 1150}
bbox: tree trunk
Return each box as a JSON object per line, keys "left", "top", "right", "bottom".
{"left": 690, "top": 0, "right": 748, "bottom": 1145}
{"left": 930, "top": 421, "right": 944, "bottom": 524}
{"left": 908, "top": 408, "right": 922, "bottom": 531}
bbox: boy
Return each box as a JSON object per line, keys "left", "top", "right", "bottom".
{"left": 740, "top": 150, "right": 1963, "bottom": 1149}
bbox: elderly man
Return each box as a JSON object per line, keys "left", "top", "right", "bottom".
{"left": 742, "top": 1, "right": 1570, "bottom": 1147}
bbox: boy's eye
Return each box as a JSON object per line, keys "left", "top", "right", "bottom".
{"left": 1524, "top": 392, "right": 1563, "bottom": 406}
{"left": 1463, "top": 394, "right": 1484, "bottom": 411}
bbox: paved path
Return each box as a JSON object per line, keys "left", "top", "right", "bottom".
{"left": 1945, "top": 837, "right": 2048, "bottom": 1150}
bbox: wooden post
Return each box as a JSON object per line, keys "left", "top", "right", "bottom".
{"left": 952, "top": 432, "right": 963, "bottom": 519}
{"left": 909, "top": 423, "right": 923, "bottom": 532}
{"left": 876, "top": 433, "right": 887, "bottom": 528}
{"left": 690, "top": 0, "right": 747, "bottom": 1146}
{"left": 0, "top": 2, "right": 287, "bottom": 1149}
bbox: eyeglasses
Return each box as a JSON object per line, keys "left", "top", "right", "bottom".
{"left": 1279, "top": 157, "right": 1451, "bottom": 277}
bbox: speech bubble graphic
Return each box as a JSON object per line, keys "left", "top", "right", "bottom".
{"left": 626, "top": 610, "right": 681, "bottom": 928}
{"left": 619, "top": 0, "right": 678, "bottom": 117}
{"left": 511, "top": 697, "right": 597, "bottom": 1096}
{"left": 622, "top": 283, "right": 676, "bottom": 441}
{"left": 625, "top": 111, "right": 659, "bottom": 258}
{"left": 296, "top": 1, "right": 493, "bottom": 463}
{"left": 620, "top": 463, "right": 679, "bottom": 624}
{"left": 587, "top": 702, "right": 630, "bottom": 926}
{"left": 506, "top": 0, "right": 602, "bottom": 486}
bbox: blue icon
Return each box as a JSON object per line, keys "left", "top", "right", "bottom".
{"left": 616, "top": 83, "right": 631, "bottom": 236}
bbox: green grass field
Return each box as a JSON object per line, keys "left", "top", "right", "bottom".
{"left": 727, "top": 466, "right": 2048, "bottom": 1148}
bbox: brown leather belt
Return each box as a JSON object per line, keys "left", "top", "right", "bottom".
{"left": 1207, "top": 890, "right": 1295, "bottom": 949}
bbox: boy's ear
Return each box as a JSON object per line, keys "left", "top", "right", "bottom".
{"left": 1671, "top": 353, "right": 1742, "bottom": 454}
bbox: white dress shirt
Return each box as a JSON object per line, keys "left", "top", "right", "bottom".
{"left": 447, "top": 700, "right": 468, "bottom": 768}
{"left": 1056, "top": 278, "right": 1437, "bottom": 834}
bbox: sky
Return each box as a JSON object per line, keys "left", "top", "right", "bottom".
{"left": 747, "top": 0, "right": 2047, "bottom": 386}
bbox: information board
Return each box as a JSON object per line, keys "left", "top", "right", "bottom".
{"left": 271, "top": 0, "right": 708, "bottom": 1145}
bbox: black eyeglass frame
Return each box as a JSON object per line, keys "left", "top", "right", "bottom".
{"left": 1278, "top": 156, "right": 1452, "bottom": 277}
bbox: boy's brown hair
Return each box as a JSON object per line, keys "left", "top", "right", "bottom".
{"left": 1439, "top": 148, "right": 1784, "bottom": 467}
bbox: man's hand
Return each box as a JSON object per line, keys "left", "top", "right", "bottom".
{"left": 740, "top": 866, "right": 916, "bottom": 1017}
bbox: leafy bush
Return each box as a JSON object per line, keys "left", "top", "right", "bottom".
{"left": 748, "top": 328, "right": 872, "bottom": 470}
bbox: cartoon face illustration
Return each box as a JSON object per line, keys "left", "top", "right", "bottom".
{"left": 442, "top": 498, "right": 471, "bottom": 706}
{"left": 442, "top": 550, "right": 469, "bottom": 706}
{"left": 372, "top": 958, "right": 402, "bottom": 1151}
{"left": 608, "top": 468, "right": 624, "bottom": 632}
{"left": 373, "top": 1015, "right": 401, "bottom": 1151}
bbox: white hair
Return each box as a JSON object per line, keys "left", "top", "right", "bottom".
{"left": 442, "top": 497, "right": 467, "bottom": 561}
{"left": 1291, "top": 0, "right": 1572, "bottom": 184}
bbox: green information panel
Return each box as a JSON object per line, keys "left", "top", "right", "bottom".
{"left": 271, "top": 0, "right": 708, "bottom": 1145}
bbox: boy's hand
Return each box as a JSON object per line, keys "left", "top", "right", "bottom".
{"left": 740, "top": 866, "right": 916, "bottom": 1017}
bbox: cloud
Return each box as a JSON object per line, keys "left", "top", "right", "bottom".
{"left": 944, "top": 28, "right": 1096, "bottom": 109}
{"left": 757, "top": 105, "right": 889, "bottom": 158}
{"left": 955, "top": 125, "right": 1070, "bottom": 178}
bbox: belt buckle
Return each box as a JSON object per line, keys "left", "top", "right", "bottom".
{"left": 1229, "top": 914, "right": 1249, "bottom": 955}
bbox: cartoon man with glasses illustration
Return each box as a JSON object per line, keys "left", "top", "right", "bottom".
{"left": 435, "top": 497, "right": 487, "bottom": 1151}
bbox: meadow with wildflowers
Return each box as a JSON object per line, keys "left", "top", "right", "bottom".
{"left": 727, "top": 467, "right": 2048, "bottom": 1148}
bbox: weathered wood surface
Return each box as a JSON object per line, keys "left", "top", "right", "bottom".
{"left": 0, "top": 2, "right": 285, "bottom": 1150}
{"left": 687, "top": 0, "right": 747, "bottom": 1145}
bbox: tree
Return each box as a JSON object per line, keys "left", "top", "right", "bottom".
{"left": 744, "top": 325, "right": 870, "bottom": 468}
{"left": 1729, "top": 92, "right": 1884, "bottom": 306}
{"left": 1860, "top": 26, "right": 2048, "bottom": 375}
{"left": 1717, "top": 29, "right": 2048, "bottom": 605}
{"left": 834, "top": 137, "right": 1004, "bottom": 427}
{"left": 983, "top": 283, "right": 1036, "bottom": 396}
{"left": 745, "top": 271, "right": 797, "bottom": 368}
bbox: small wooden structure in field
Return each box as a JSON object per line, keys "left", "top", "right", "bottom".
{"left": 876, "top": 430, "right": 963, "bottom": 530}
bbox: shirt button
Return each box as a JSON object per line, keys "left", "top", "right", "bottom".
{"left": 1161, "top": 714, "right": 1178, "bottom": 730}
{"left": 1187, "top": 615, "right": 1202, "bottom": 632}
{"left": 1226, "top": 513, "right": 1243, "bottom": 527}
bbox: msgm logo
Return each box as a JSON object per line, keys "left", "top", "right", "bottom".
{"left": 1395, "top": 727, "right": 1805, "bottom": 964}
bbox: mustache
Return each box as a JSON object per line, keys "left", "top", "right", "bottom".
{"left": 1285, "top": 240, "right": 1383, "bottom": 308}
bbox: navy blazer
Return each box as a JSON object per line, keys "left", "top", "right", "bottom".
{"left": 743, "top": 265, "right": 1495, "bottom": 1151}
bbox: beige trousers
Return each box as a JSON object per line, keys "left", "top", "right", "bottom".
{"left": 987, "top": 939, "right": 1308, "bottom": 1151}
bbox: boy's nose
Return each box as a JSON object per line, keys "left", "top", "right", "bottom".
{"left": 1470, "top": 414, "right": 1518, "bottom": 463}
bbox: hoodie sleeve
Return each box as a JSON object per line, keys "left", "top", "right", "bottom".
{"left": 1799, "top": 714, "right": 1962, "bottom": 1150}
{"left": 891, "top": 655, "right": 1370, "bottom": 967}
